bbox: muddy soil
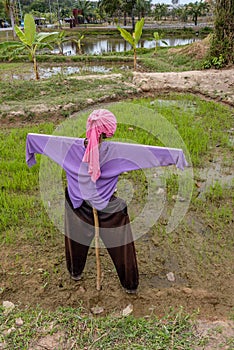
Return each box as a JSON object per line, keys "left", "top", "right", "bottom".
{"left": 1, "top": 192, "right": 233, "bottom": 320}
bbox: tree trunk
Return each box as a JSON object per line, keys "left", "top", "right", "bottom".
{"left": 124, "top": 11, "right": 127, "bottom": 26}
{"left": 9, "top": 2, "right": 16, "bottom": 39}
{"left": 211, "top": 0, "right": 234, "bottom": 64}
{"left": 133, "top": 47, "right": 137, "bottom": 70}
{"left": 33, "top": 56, "right": 40, "bottom": 80}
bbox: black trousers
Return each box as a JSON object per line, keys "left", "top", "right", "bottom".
{"left": 64, "top": 188, "right": 139, "bottom": 290}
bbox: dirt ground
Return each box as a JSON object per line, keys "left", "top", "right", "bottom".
{"left": 0, "top": 66, "right": 234, "bottom": 128}
{"left": 1, "top": 67, "right": 234, "bottom": 348}
{"left": 133, "top": 67, "right": 234, "bottom": 107}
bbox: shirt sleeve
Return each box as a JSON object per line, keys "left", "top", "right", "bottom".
{"left": 26, "top": 133, "right": 84, "bottom": 168}
{"left": 104, "top": 141, "right": 189, "bottom": 175}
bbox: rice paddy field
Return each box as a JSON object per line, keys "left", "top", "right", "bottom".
{"left": 0, "top": 49, "right": 233, "bottom": 348}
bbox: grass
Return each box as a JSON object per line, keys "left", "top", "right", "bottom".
{"left": 131, "top": 95, "right": 233, "bottom": 166}
{"left": 137, "top": 47, "right": 204, "bottom": 72}
{"left": 0, "top": 305, "right": 202, "bottom": 349}
{"left": 0, "top": 95, "right": 233, "bottom": 236}
{"left": 0, "top": 72, "right": 135, "bottom": 121}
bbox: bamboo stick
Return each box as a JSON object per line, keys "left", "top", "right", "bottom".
{"left": 93, "top": 207, "right": 101, "bottom": 291}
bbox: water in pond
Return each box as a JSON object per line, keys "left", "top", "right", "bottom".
{"left": 53, "top": 37, "right": 200, "bottom": 56}
{"left": 3, "top": 62, "right": 129, "bottom": 80}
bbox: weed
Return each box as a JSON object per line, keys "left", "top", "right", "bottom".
{"left": 205, "top": 181, "right": 224, "bottom": 201}
{"left": 203, "top": 54, "right": 226, "bottom": 69}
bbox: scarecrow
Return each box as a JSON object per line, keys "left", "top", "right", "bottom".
{"left": 26, "top": 109, "right": 188, "bottom": 293}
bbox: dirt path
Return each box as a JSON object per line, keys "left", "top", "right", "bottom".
{"left": 55, "top": 68, "right": 234, "bottom": 106}
{"left": 1, "top": 67, "right": 233, "bottom": 127}
{"left": 133, "top": 68, "right": 234, "bottom": 106}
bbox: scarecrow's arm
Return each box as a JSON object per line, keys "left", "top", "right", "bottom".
{"left": 26, "top": 133, "right": 84, "bottom": 168}
{"left": 105, "top": 141, "right": 188, "bottom": 175}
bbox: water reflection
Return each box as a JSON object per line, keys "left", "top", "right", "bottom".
{"left": 5, "top": 63, "right": 130, "bottom": 80}
{"left": 39, "top": 65, "right": 113, "bottom": 78}
{"left": 53, "top": 37, "right": 200, "bottom": 56}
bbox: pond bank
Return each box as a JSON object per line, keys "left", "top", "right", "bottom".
{"left": 1, "top": 67, "right": 233, "bottom": 127}
{"left": 133, "top": 67, "right": 234, "bottom": 106}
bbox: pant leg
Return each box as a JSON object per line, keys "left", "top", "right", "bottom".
{"left": 65, "top": 189, "right": 139, "bottom": 290}
{"left": 64, "top": 188, "right": 94, "bottom": 277}
{"left": 99, "top": 197, "right": 139, "bottom": 290}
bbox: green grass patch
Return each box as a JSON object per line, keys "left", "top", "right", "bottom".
{"left": 0, "top": 95, "right": 233, "bottom": 236}
{"left": 0, "top": 305, "right": 201, "bottom": 349}
{"left": 0, "top": 73, "right": 133, "bottom": 107}
{"left": 132, "top": 94, "right": 233, "bottom": 166}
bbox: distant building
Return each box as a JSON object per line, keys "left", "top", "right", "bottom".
{"left": 34, "top": 17, "right": 46, "bottom": 26}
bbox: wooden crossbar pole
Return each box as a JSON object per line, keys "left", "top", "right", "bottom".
{"left": 93, "top": 207, "right": 101, "bottom": 291}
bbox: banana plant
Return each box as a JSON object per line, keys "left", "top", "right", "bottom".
{"left": 53, "top": 30, "right": 71, "bottom": 55}
{"left": 117, "top": 18, "right": 144, "bottom": 70}
{"left": 0, "top": 14, "right": 58, "bottom": 80}
{"left": 71, "top": 34, "right": 85, "bottom": 55}
{"left": 153, "top": 31, "right": 168, "bottom": 54}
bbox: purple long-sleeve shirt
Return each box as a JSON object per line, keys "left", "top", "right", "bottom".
{"left": 26, "top": 133, "right": 188, "bottom": 210}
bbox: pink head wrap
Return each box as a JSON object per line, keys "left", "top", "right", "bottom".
{"left": 82, "top": 109, "right": 117, "bottom": 182}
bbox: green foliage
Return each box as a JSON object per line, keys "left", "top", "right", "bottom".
{"left": 0, "top": 14, "right": 59, "bottom": 79}
{"left": 153, "top": 31, "right": 168, "bottom": 53}
{"left": 117, "top": 18, "right": 144, "bottom": 69}
{"left": 206, "top": 181, "right": 225, "bottom": 201}
{"left": 203, "top": 54, "right": 225, "bottom": 69}
{"left": 71, "top": 33, "right": 85, "bottom": 54}
{"left": 186, "top": 1, "right": 210, "bottom": 26}
{"left": 209, "top": 0, "right": 234, "bottom": 65}
{"left": 52, "top": 30, "right": 70, "bottom": 55}
{"left": 154, "top": 3, "right": 169, "bottom": 20}
{"left": 117, "top": 18, "right": 144, "bottom": 49}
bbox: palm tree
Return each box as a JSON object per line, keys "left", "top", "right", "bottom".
{"left": 135, "top": 0, "right": 151, "bottom": 20}
{"left": 186, "top": 1, "right": 210, "bottom": 26}
{"left": 154, "top": 3, "right": 169, "bottom": 21}
{"left": 74, "top": 0, "right": 93, "bottom": 22}
{"left": 98, "top": 0, "right": 122, "bottom": 18}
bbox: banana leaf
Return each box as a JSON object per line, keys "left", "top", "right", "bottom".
{"left": 14, "top": 26, "right": 28, "bottom": 46}
{"left": 134, "top": 18, "right": 144, "bottom": 45}
{"left": 24, "top": 13, "right": 36, "bottom": 46}
{"left": 36, "top": 32, "right": 59, "bottom": 43}
{"left": 0, "top": 41, "right": 23, "bottom": 51}
{"left": 117, "top": 27, "right": 134, "bottom": 47}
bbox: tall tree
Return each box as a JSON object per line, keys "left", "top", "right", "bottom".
{"left": 135, "top": 0, "right": 151, "bottom": 20}
{"left": 74, "top": 0, "right": 93, "bottom": 22}
{"left": 4, "top": 0, "right": 17, "bottom": 38}
{"left": 154, "top": 3, "right": 169, "bottom": 21}
{"left": 210, "top": 0, "right": 234, "bottom": 64}
{"left": 186, "top": 1, "right": 209, "bottom": 26}
{"left": 98, "top": 0, "right": 122, "bottom": 18}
